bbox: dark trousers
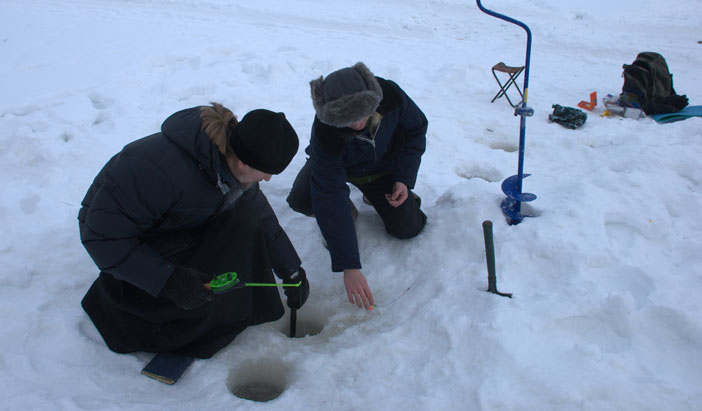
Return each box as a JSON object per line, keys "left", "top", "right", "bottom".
{"left": 287, "top": 160, "right": 426, "bottom": 239}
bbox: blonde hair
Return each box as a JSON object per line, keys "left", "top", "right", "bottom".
{"left": 200, "top": 102, "right": 237, "bottom": 155}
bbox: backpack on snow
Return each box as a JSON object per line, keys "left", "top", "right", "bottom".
{"left": 619, "top": 52, "right": 688, "bottom": 115}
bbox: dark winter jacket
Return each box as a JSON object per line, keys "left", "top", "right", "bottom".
{"left": 79, "top": 106, "right": 300, "bottom": 358}
{"left": 308, "top": 78, "right": 427, "bottom": 271}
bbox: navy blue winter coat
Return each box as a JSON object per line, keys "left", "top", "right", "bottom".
{"left": 308, "top": 78, "right": 427, "bottom": 271}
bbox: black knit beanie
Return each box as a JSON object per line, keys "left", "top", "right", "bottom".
{"left": 228, "top": 109, "right": 299, "bottom": 174}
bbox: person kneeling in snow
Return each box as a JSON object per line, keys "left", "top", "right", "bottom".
{"left": 286, "top": 62, "right": 428, "bottom": 310}
{"left": 79, "top": 103, "right": 309, "bottom": 359}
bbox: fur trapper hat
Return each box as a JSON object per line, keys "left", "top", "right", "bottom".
{"left": 310, "top": 62, "right": 383, "bottom": 128}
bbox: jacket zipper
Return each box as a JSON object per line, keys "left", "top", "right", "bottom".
{"left": 353, "top": 116, "right": 382, "bottom": 164}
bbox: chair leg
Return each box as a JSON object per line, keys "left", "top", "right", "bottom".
{"left": 491, "top": 77, "right": 512, "bottom": 105}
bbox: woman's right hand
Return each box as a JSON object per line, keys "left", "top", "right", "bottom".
{"left": 343, "top": 268, "right": 374, "bottom": 310}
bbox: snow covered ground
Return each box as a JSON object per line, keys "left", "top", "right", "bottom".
{"left": 1, "top": 0, "right": 701, "bottom": 409}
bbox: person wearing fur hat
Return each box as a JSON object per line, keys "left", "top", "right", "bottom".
{"left": 287, "top": 62, "right": 428, "bottom": 310}
{"left": 79, "top": 103, "right": 308, "bottom": 359}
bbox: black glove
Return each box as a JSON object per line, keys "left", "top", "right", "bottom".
{"left": 283, "top": 267, "right": 309, "bottom": 309}
{"left": 162, "top": 266, "right": 213, "bottom": 310}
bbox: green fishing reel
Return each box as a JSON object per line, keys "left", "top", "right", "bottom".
{"left": 209, "top": 272, "right": 241, "bottom": 294}
{"left": 209, "top": 271, "right": 302, "bottom": 294}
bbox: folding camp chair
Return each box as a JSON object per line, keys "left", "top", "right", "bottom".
{"left": 490, "top": 62, "right": 525, "bottom": 107}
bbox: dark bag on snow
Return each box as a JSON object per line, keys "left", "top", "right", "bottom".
{"left": 619, "top": 52, "right": 688, "bottom": 115}
{"left": 549, "top": 104, "right": 587, "bottom": 129}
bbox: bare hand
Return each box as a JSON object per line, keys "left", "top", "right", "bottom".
{"left": 385, "top": 182, "right": 408, "bottom": 208}
{"left": 343, "top": 269, "right": 374, "bottom": 310}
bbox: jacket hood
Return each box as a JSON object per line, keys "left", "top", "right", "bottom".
{"left": 161, "top": 106, "right": 214, "bottom": 167}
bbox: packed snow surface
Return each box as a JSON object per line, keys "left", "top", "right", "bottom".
{"left": 1, "top": 0, "right": 701, "bottom": 409}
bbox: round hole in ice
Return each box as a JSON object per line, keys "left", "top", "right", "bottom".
{"left": 227, "top": 358, "right": 289, "bottom": 402}
{"left": 279, "top": 307, "right": 326, "bottom": 338}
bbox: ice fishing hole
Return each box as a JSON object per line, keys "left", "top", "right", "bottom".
{"left": 227, "top": 358, "right": 290, "bottom": 402}
{"left": 278, "top": 307, "right": 326, "bottom": 338}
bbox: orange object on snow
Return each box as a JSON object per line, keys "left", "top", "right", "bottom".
{"left": 578, "top": 91, "right": 598, "bottom": 110}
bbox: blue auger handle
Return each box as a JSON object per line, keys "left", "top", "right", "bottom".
{"left": 476, "top": 0, "right": 536, "bottom": 225}
{"left": 475, "top": 1, "right": 532, "bottom": 100}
